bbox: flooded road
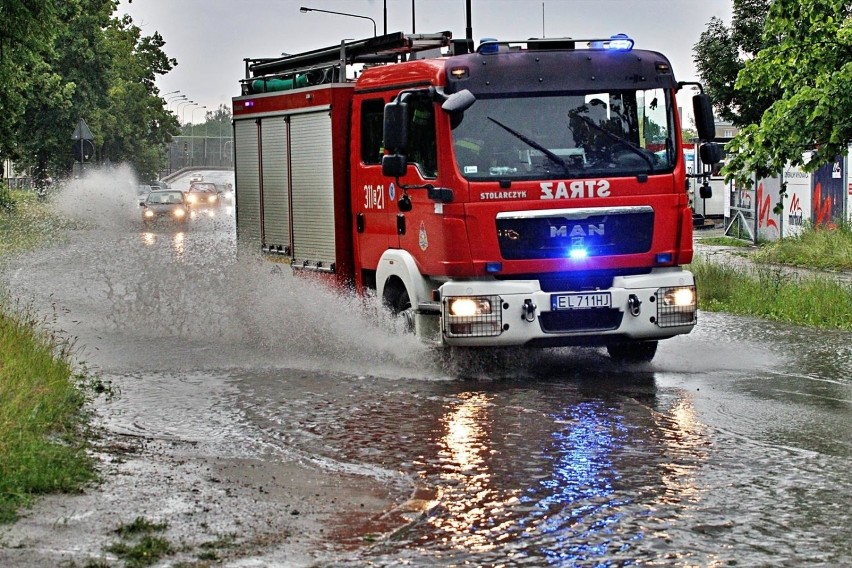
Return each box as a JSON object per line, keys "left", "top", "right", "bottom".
{"left": 1, "top": 170, "right": 850, "bottom": 566}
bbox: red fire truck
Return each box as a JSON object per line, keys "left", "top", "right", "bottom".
{"left": 232, "top": 31, "right": 721, "bottom": 362}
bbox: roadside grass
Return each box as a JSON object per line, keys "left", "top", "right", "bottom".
{"left": 695, "top": 235, "right": 753, "bottom": 247}
{"left": 692, "top": 257, "right": 852, "bottom": 330}
{"left": 106, "top": 517, "right": 175, "bottom": 567}
{"left": 0, "top": 189, "right": 78, "bottom": 257}
{"left": 0, "top": 187, "right": 99, "bottom": 523}
{"left": 751, "top": 222, "right": 852, "bottom": 271}
{"left": 104, "top": 516, "right": 238, "bottom": 566}
{"left": 0, "top": 298, "right": 97, "bottom": 523}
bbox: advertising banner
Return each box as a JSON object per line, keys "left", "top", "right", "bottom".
{"left": 811, "top": 157, "right": 845, "bottom": 227}
{"left": 754, "top": 175, "right": 783, "bottom": 241}
{"left": 782, "top": 163, "right": 811, "bottom": 238}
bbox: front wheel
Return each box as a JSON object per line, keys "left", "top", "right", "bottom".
{"left": 382, "top": 284, "right": 415, "bottom": 334}
{"left": 606, "top": 340, "right": 658, "bottom": 363}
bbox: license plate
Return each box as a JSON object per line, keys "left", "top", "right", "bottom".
{"left": 551, "top": 292, "right": 612, "bottom": 310}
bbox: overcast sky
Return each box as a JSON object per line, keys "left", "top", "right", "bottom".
{"left": 118, "top": 0, "right": 733, "bottom": 124}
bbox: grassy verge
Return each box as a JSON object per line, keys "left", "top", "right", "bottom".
{"left": 751, "top": 222, "right": 852, "bottom": 271}
{"left": 0, "top": 188, "right": 77, "bottom": 257}
{"left": 0, "top": 298, "right": 97, "bottom": 522}
{"left": 0, "top": 187, "right": 97, "bottom": 523}
{"left": 692, "top": 224, "right": 852, "bottom": 329}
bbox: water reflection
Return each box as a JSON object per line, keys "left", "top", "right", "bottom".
{"left": 530, "top": 402, "right": 632, "bottom": 565}
{"left": 357, "top": 378, "right": 717, "bottom": 566}
{"left": 140, "top": 230, "right": 186, "bottom": 257}
{"left": 431, "top": 392, "right": 522, "bottom": 553}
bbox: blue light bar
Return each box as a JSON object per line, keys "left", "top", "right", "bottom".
{"left": 606, "top": 34, "right": 634, "bottom": 51}
{"left": 479, "top": 38, "right": 499, "bottom": 54}
{"left": 569, "top": 248, "right": 588, "bottom": 260}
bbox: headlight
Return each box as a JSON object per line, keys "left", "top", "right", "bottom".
{"left": 208, "top": 195, "right": 217, "bottom": 203}
{"left": 144, "top": 210, "right": 154, "bottom": 218}
{"left": 661, "top": 287, "right": 695, "bottom": 306}
{"left": 187, "top": 195, "right": 197, "bottom": 203}
{"left": 443, "top": 295, "right": 502, "bottom": 338}
{"left": 656, "top": 286, "right": 697, "bottom": 328}
{"left": 174, "top": 208, "right": 186, "bottom": 218}
{"left": 448, "top": 297, "right": 492, "bottom": 317}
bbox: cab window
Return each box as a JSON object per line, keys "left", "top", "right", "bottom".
{"left": 406, "top": 96, "right": 437, "bottom": 178}
{"left": 360, "top": 98, "right": 385, "bottom": 165}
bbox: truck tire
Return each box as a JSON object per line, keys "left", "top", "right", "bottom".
{"left": 606, "top": 340, "right": 658, "bottom": 363}
{"left": 383, "top": 283, "right": 415, "bottom": 334}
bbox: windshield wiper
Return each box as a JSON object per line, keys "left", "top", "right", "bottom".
{"left": 571, "top": 114, "right": 656, "bottom": 172}
{"left": 486, "top": 116, "right": 573, "bottom": 175}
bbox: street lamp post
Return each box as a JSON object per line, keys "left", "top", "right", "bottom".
{"left": 176, "top": 101, "right": 195, "bottom": 168}
{"left": 299, "top": 6, "right": 376, "bottom": 37}
{"left": 175, "top": 98, "right": 192, "bottom": 116}
{"left": 167, "top": 94, "right": 187, "bottom": 112}
{"left": 191, "top": 106, "right": 207, "bottom": 167}
{"left": 181, "top": 103, "right": 198, "bottom": 126}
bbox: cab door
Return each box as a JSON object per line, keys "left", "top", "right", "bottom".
{"left": 351, "top": 97, "right": 397, "bottom": 286}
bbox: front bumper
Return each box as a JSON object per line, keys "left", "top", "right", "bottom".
{"left": 433, "top": 268, "right": 696, "bottom": 347}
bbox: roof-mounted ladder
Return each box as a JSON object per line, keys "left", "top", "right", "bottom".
{"left": 242, "top": 31, "right": 452, "bottom": 90}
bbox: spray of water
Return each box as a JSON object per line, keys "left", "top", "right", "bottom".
{"left": 19, "top": 165, "right": 443, "bottom": 378}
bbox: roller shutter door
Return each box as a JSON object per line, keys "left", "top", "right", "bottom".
{"left": 260, "top": 116, "right": 290, "bottom": 251}
{"left": 290, "top": 112, "right": 336, "bottom": 268}
{"left": 234, "top": 119, "right": 261, "bottom": 244}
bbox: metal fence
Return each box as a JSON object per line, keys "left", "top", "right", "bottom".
{"left": 165, "top": 135, "right": 233, "bottom": 175}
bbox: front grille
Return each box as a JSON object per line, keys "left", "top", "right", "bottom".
{"left": 496, "top": 207, "right": 654, "bottom": 260}
{"left": 539, "top": 309, "right": 623, "bottom": 333}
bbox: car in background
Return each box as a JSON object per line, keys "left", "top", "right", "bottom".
{"left": 185, "top": 182, "right": 222, "bottom": 213}
{"left": 149, "top": 180, "right": 171, "bottom": 190}
{"left": 136, "top": 184, "right": 153, "bottom": 199}
{"left": 189, "top": 172, "right": 204, "bottom": 183}
{"left": 140, "top": 190, "right": 190, "bottom": 225}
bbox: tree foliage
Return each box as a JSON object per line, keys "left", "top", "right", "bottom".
{"left": 0, "top": 0, "right": 60, "bottom": 166}
{"left": 1, "top": 0, "right": 180, "bottom": 182}
{"left": 714, "top": 0, "right": 852, "bottom": 185}
{"left": 693, "top": 0, "right": 778, "bottom": 127}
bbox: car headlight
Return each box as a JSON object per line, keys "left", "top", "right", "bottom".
{"left": 174, "top": 208, "right": 186, "bottom": 218}
{"left": 187, "top": 195, "right": 197, "bottom": 204}
{"left": 208, "top": 195, "right": 217, "bottom": 203}
{"left": 144, "top": 210, "right": 154, "bottom": 218}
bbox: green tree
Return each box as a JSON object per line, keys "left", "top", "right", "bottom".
{"left": 0, "top": 0, "right": 60, "bottom": 168}
{"left": 10, "top": 1, "right": 180, "bottom": 183}
{"left": 18, "top": 0, "right": 114, "bottom": 182}
{"left": 693, "top": 0, "right": 777, "bottom": 128}
{"left": 722, "top": 0, "right": 852, "bottom": 184}
{"left": 97, "top": 14, "right": 179, "bottom": 180}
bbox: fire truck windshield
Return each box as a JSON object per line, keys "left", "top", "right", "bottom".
{"left": 450, "top": 88, "right": 676, "bottom": 181}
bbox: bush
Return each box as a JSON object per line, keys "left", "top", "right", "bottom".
{"left": 0, "top": 183, "right": 15, "bottom": 214}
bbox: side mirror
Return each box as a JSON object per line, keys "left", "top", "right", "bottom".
{"left": 383, "top": 99, "right": 409, "bottom": 152}
{"left": 382, "top": 154, "right": 408, "bottom": 178}
{"left": 693, "top": 94, "right": 716, "bottom": 141}
{"left": 441, "top": 89, "right": 476, "bottom": 114}
{"left": 699, "top": 142, "right": 724, "bottom": 165}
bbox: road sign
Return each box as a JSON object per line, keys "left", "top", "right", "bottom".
{"left": 71, "top": 118, "right": 94, "bottom": 141}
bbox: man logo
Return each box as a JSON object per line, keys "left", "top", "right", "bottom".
{"left": 550, "top": 224, "right": 605, "bottom": 238}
